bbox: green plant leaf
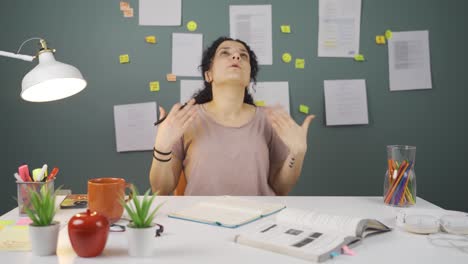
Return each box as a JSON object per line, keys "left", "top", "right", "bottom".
{"left": 121, "top": 186, "right": 164, "bottom": 228}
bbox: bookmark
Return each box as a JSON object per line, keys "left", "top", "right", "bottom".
{"left": 342, "top": 245, "right": 356, "bottom": 256}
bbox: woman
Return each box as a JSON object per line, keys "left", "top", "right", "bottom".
{"left": 149, "top": 37, "right": 314, "bottom": 195}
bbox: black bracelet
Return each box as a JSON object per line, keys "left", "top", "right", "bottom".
{"left": 153, "top": 152, "right": 172, "bottom": 162}
{"left": 153, "top": 147, "right": 172, "bottom": 156}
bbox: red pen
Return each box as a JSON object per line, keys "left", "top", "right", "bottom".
{"left": 47, "top": 167, "right": 59, "bottom": 181}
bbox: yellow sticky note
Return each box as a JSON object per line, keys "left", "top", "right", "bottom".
{"left": 280, "top": 25, "right": 291, "bottom": 33}
{"left": 354, "top": 54, "right": 365, "bottom": 62}
{"left": 119, "top": 54, "right": 129, "bottom": 64}
{"left": 145, "top": 35, "right": 157, "bottom": 44}
{"left": 0, "top": 220, "right": 15, "bottom": 227}
{"left": 255, "top": 101, "right": 266, "bottom": 106}
{"left": 187, "top": 20, "right": 198, "bottom": 32}
{"left": 376, "top": 35, "right": 386, "bottom": 45}
{"left": 282, "top": 53, "right": 292, "bottom": 63}
{"left": 149, "top": 81, "right": 160, "bottom": 92}
{"left": 295, "top": 58, "right": 305, "bottom": 69}
{"left": 385, "top": 30, "right": 392, "bottom": 40}
{"left": 166, "top": 74, "right": 177, "bottom": 82}
{"left": 299, "top": 104, "right": 309, "bottom": 114}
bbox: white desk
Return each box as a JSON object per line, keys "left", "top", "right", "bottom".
{"left": 1, "top": 196, "right": 467, "bottom": 263}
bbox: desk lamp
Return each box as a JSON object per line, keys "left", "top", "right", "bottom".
{"left": 0, "top": 37, "right": 87, "bottom": 102}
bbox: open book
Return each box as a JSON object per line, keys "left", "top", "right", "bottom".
{"left": 168, "top": 196, "right": 286, "bottom": 228}
{"left": 235, "top": 208, "right": 391, "bottom": 262}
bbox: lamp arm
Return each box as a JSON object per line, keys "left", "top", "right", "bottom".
{"left": 0, "top": 50, "right": 34, "bottom": 61}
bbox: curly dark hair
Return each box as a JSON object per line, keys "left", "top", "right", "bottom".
{"left": 192, "top": 37, "right": 259, "bottom": 105}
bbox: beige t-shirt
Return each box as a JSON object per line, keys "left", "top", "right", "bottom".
{"left": 172, "top": 105, "right": 289, "bottom": 196}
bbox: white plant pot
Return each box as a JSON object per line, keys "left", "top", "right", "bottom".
{"left": 126, "top": 225, "right": 155, "bottom": 257}
{"left": 29, "top": 221, "right": 60, "bottom": 256}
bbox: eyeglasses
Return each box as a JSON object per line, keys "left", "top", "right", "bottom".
{"left": 109, "top": 223, "right": 164, "bottom": 237}
{"left": 427, "top": 233, "right": 468, "bottom": 254}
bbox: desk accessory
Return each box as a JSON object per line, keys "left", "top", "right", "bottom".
{"left": 0, "top": 38, "right": 86, "bottom": 102}
{"left": 22, "top": 184, "right": 60, "bottom": 256}
{"left": 87, "top": 177, "right": 134, "bottom": 224}
{"left": 68, "top": 209, "right": 109, "bottom": 257}
{"left": 122, "top": 186, "right": 165, "bottom": 257}
{"left": 384, "top": 145, "right": 417, "bottom": 207}
{"left": 60, "top": 194, "right": 88, "bottom": 209}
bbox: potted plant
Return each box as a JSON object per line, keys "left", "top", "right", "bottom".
{"left": 121, "top": 186, "right": 164, "bottom": 257}
{"left": 24, "top": 185, "right": 60, "bottom": 256}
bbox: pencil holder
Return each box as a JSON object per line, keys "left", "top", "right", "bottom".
{"left": 383, "top": 145, "right": 416, "bottom": 207}
{"left": 17, "top": 180, "right": 55, "bottom": 216}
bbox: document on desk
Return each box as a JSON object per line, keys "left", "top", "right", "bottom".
{"left": 229, "top": 5, "right": 272, "bottom": 65}
{"left": 172, "top": 33, "right": 203, "bottom": 77}
{"left": 249, "top": 81, "right": 291, "bottom": 114}
{"left": 388, "top": 30, "right": 432, "bottom": 91}
{"left": 169, "top": 196, "right": 285, "bottom": 228}
{"left": 0, "top": 225, "right": 31, "bottom": 251}
{"left": 113, "top": 102, "right": 157, "bottom": 152}
{"left": 138, "top": 0, "right": 181, "bottom": 26}
{"left": 318, "top": 0, "right": 362, "bottom": 58}
{"left": 324, "top": 79, "right": 369, "bottom": 126}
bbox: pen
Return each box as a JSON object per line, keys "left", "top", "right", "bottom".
{"left": 153, "top": 103, "right": 188, "bottom": 126}
{"left": 47, "top": 167, "right": 59, "bottom": 181}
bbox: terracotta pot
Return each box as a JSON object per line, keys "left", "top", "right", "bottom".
{"left": 68, "top": 209, "right": 109, "bottom": 257}
{"left": 29, "top": 221, "right": 60, "bottom": 256}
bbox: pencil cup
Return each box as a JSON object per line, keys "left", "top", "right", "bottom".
{"left": 383, "top": 145, "right": 416, "bottom": 207}
{"left": 17, "top": 180, "right": 55, "bottom": 216}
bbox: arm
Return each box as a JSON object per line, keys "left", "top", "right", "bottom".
{"left": 266, "top": 107, "right": 315, "bottom": 195}
{"left": 149, "top": 99, "right": 198, "bottom": 194}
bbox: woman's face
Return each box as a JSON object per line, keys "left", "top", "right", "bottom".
{"left": 206, "top": 40, "right": 251, "bottom": 89}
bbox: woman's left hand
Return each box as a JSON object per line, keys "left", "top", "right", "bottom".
{"left": 265, "top": 106, "right": 315, "bottom": 155}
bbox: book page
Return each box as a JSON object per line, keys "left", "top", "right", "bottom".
{"left": 276, "top": 208, "right": 362, "bottom": 237}
{"left": 169, "top": 197, "right": 286, "bottom": 227}
{"left": 236, "top": 220, "right": 357, "bottom": 262}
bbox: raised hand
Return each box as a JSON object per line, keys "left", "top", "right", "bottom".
{"left": 154, "top": 99, "right": 198, "bottom": 151}
{"left": 265, "top": 106, "right": 315, "bottom": 155}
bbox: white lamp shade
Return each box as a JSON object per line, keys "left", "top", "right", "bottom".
{"left": 21, "top": 51, "right": 87, "bottom": 102}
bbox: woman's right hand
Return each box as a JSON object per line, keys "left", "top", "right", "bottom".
{"left": 154, "top": 99, "right": 198, "bottom": 152}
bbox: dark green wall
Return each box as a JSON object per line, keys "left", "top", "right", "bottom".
{"left": 1, "top": 0, "right": 467, "bottom": 214}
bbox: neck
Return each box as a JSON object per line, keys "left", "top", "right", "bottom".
{"left": 206, "top": 83, "right": 246, "bottom": 118}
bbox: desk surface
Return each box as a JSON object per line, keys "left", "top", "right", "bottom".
{"left": 1, "top": 196, "right": 467, "bottom": 263}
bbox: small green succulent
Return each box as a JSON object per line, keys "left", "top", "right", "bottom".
{"left": 24, "top": 185, "right": 59, "bottom": 226}
{"left": 121, "top": 186, "right": 164, "bottom": 228}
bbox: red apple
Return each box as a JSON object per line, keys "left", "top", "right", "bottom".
{"left": 68, "top": 209, "right": 110, "bottom": 257}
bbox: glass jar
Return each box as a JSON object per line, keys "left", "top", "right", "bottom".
{"left": 383, "top": 145, "right": 416, "bottom": 207}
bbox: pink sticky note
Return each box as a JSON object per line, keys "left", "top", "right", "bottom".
{"left": 16, "top": 218, "right": 32, "bottom": 225}
{"left": 342, "top": 245, "right": 356, "bottom": 256}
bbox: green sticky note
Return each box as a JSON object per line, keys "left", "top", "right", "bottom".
{"left": 255, "top": 100, "right": 266, "bottom": 106}
{"left": 0, "top": 220, "right": 15, "bottom": 227}
{"left": 280, "top": 25, "right": 291, "bottom": 33}
{"left": 385, "top": 30, "right": 392, "bottom": 40}
{"left": 149, "top": 81, "right": 160, "bottom": 92}
{"left": 299, "top": 104, "right": 309, "bottom": 114}
{"left": 295, "top": 58, "right": 305, "bottom": 69}
{"left": 354, "top": 54, "right": 365, "bottom": 62}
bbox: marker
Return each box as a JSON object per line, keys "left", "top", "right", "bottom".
{"left": 47, "top": 167, "right": 59, "bottom": 181}
{"left": 14, "top": 173, "right": 23, "bottom": 182}
{"left": 18, "top": 164, "right": 32, "bottom": 182}
{"left": 38, "top": 164, "right": 48, "bottom": 182}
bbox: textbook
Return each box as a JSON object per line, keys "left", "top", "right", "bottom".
{"left": 234, "top": 208, "right": 391, "bottom": 262}
{"left": 168, "top": 196, "right": 286, "bottom": 228}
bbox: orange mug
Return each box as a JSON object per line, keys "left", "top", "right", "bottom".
{"left": 87, "top": 178, "right": 133, "bottom": 224}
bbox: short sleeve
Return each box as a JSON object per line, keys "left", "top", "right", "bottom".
{"left": 171, "top": 136, "right": 185, "bottom": 161}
